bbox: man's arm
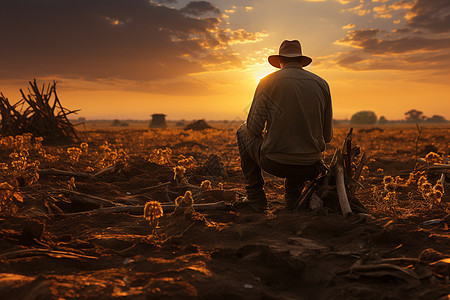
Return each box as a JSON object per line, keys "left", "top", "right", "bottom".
{"left": 246, "top": 81, "right": 268, "bottom": 138}
{"left": 323, "top": 85, "right": 333, "bottom": 143}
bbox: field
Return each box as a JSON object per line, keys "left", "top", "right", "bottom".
{"left": 0, "top": 124, "right": 449, "bottom": 299}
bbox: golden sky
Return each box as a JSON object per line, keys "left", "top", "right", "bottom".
{"left": 0, "top": 0, "right": 449, "bottom": 120}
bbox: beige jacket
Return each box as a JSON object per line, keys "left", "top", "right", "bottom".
{"left": 246, "top": 63, "right": 333, "bottom": 165}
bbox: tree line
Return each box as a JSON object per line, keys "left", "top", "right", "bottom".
{"left": 349, "top": 110, "right": 448, "bottom": 125}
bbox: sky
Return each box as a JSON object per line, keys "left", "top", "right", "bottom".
{"left": 0, "top": 0, "right": 449, "bottom": 120}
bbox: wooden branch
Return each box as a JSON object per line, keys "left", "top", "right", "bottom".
{"left": 0, "top": 248, "right": 98, "bottom": 260}
{"left": 38, "top": 168, "right": 93, "bottom": 179}
{"left": 296, "top": 176, "right": 325, "bottom": 209}
{"left": 63, "top": 201, "right": 229, "bottom": 216}
{"left": 92, "top": 164, "right": 121, "bottom": 177}
{"left": 132, "top": 182, "right": 171, "bottom": 195}
{"left": 58, "top": 189, "right": 125, "bottom": 207}
{"left": 440, "top": 173, "right": 446, "bottom": 193}
{"left": 335, "top": 150, "right": 352, "bottom": 217}
{"left": 348, "top": 152, "right": 366, "bottom": 200}
{"left": 427, "top": 164, "right": 450, "bottom": 170}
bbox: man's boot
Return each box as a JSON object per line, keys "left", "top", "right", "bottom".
{"left": 285, "top": 178, "right": 304, "bottom": 210}
{"left": 245, "top": 186, "right": 267, "bottom": 209}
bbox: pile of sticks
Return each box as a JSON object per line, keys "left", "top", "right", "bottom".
{"left": 296, "top": 128, "right": 367, "bottom": 216}
{"left": 0, "top": 79, "right": 78, "bottom": 142}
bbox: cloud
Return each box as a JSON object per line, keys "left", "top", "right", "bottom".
{"left": 406, "top": 0, "right": 450, "bottom": 33}
{"left": 155, "top": 0, "right": 177, "bottom": 3}
{"left": 342, "top": 23, "right": 355, "bottom": 29}
{"left": 334, "top": 0, "right": 450, "bottom": 71}
{"left": 180, "top": 1, "right": 221, "bottom": 16}
{"left": 345, "top": 4, "right": 371, "bottom": 16}
{"left": 337, "top": 29, "right": 450, "bottom": 54}
{"left": 0, "top": 0, "right": 263, "bottom": 85}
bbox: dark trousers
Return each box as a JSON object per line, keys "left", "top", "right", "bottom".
{"left": 236, "top": 124, "right": 322, "bottom": 204}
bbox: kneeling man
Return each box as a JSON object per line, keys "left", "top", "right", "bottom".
{"left": 237, "top": 40, "right": 333, "bottom": 210}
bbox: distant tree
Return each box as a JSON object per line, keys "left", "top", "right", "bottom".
{"left": 378, "top": 116, "right": 388, "bottom": 124}
{"left": 111, "top": 119, "right": 122, "bottom": 126}
{"left": 350, "top": 111, "right": 377, "bottom": 125}
{"left": 425, "top": 115, "right": 447, "bottom": 123}
{"left": 405, "top": 109, "right": 426, "bottom": 122}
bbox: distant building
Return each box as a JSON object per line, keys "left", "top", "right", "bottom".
{"left": 150, "top": 114, "right": 167, "bottom": 128}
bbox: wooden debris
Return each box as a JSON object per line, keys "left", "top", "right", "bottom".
{"left": 92, "top": 163, "right": 123, "bottom": 177}
{"left": 0, "top": 248, "right": 98, "bottom": 260}
{"left": 338, "top": 263, "right": 421, "bottom": 286}
{"left": 132, "top": 182, "right": 171, "bottom": 195}
{"left": 0, "top": 79, "right": 78, "bottom": 142}
{"left": 58, "top": 189, "right": 125, "bottom": 207}
{"left": 430, "top": 258, "right": 450, "bottom": 277}
{"left": 37, "top": 168, "right": 93, "bottom": 179}
{"left": 62, "top": 201, "right": 229, "bottom": 216}
{"left": 335, "top": 149, "right": 352, "bottom": 216}
{"left": 296, "top": 128, "right": 366, "bottom": 215}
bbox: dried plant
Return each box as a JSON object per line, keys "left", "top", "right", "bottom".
{"left": 0, "top": 182, "right": 23, "bottom": 213}
{"left": 80, "top": 142, "right": 89, "bottom": 153}
{"left": 382, "top": 175, "right": 399, "bottom": 217}
{"left": 175, "top": 190, "right": 194, "bottom": 207}
{"left": 425, "top": 152, "right": 443, "bottom": 164}
{"left": 148, "top": 148, "right": 172, "bottom": 165}
{"left": 418, "top": 175, "right": 444, "bottom": 205}
{"left": 177, "top": 155, "right": 196, "bottom": 168}
{"left": 200, "top": 180, "right": 212, "bottom": 191}
{"left": 1, "top": 149, "right": 40, "bottom": 187}
{"left": 173, "top": 165, "right": 186, "bottom": 182}
{"left": 67, "top": 147, "right": 82, "bottom": 163}
{"left": 97, "top": 142, "right": 129, "bottom": 169}
{"left": 67, "top": 177, "right": 76, "bottom": 190}
{"left": 143, "top": 201, "right": 164, "bottom": 235}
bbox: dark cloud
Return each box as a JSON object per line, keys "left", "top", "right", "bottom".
{"left": 335, "top": 0, "right": 450, "bottom": 71}
{"left": 392, "top": 28, "right": 411, "bottom": 34}
{"left": 155, "top": 0, "right": 177, "bottom": 4}
{"left": 337, "top": 54, "right": 365, "bottom": 66}
{"left": 0, "top": 0, "right": 258, "bottom": 83}
{"left": 180, "top": 1, "right": 221, "bottom": 16}
{"left": 336, "top": 50, "right": 450, "bottom": 72}
{"left": 338, "top": 29, "right": 450, "bottom": 54}
{"left": 407, "top": 0, "right": 450, "bottom": 33}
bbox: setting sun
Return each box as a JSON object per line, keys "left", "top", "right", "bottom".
{"left": 0, "top": 0, "right": 447, "bottom": 121}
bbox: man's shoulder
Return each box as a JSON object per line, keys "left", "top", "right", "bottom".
{"left": 301, "top": 69, "right": 328, "bottom": 83}
{"left": 301, "top": 69, "right": 330, "bottom": 92}
{"left": 259, "top": 68, "right": 329, "bottom": 90}
{"left": 260, "top": 70, "right": 281, "bottom": 82}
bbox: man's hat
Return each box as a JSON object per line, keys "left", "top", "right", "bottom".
{"left": 268, "top": 40, "right": 312, "bottom": 68}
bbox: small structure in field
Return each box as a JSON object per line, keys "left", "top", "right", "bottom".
{"left": 184, "top": 119, "right": 211, "bottom": 131}
{"left": 149, "top": 114, "right": 167, "bottom": 128}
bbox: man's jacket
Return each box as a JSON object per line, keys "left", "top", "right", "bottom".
{"left": 246, "top": 63, "right": 333, "bottom": 165}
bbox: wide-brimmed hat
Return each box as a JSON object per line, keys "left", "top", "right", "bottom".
{"left": 268, "top": 40, "right": 312, "bottom": 68}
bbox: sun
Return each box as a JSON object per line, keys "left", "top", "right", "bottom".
{"left": 253, "top": 64, "right": 275, "bottom": 81}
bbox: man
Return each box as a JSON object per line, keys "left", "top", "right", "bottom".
{"left": 237, "top": 40, "right": 333, "bottom": 211}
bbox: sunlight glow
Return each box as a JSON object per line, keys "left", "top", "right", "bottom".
{"left": 253, "top": 64, "right": 275, "bottom": 82}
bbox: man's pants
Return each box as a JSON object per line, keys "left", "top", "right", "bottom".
{"left": 236, "top": 124, "right": 322, "bottom": 206}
